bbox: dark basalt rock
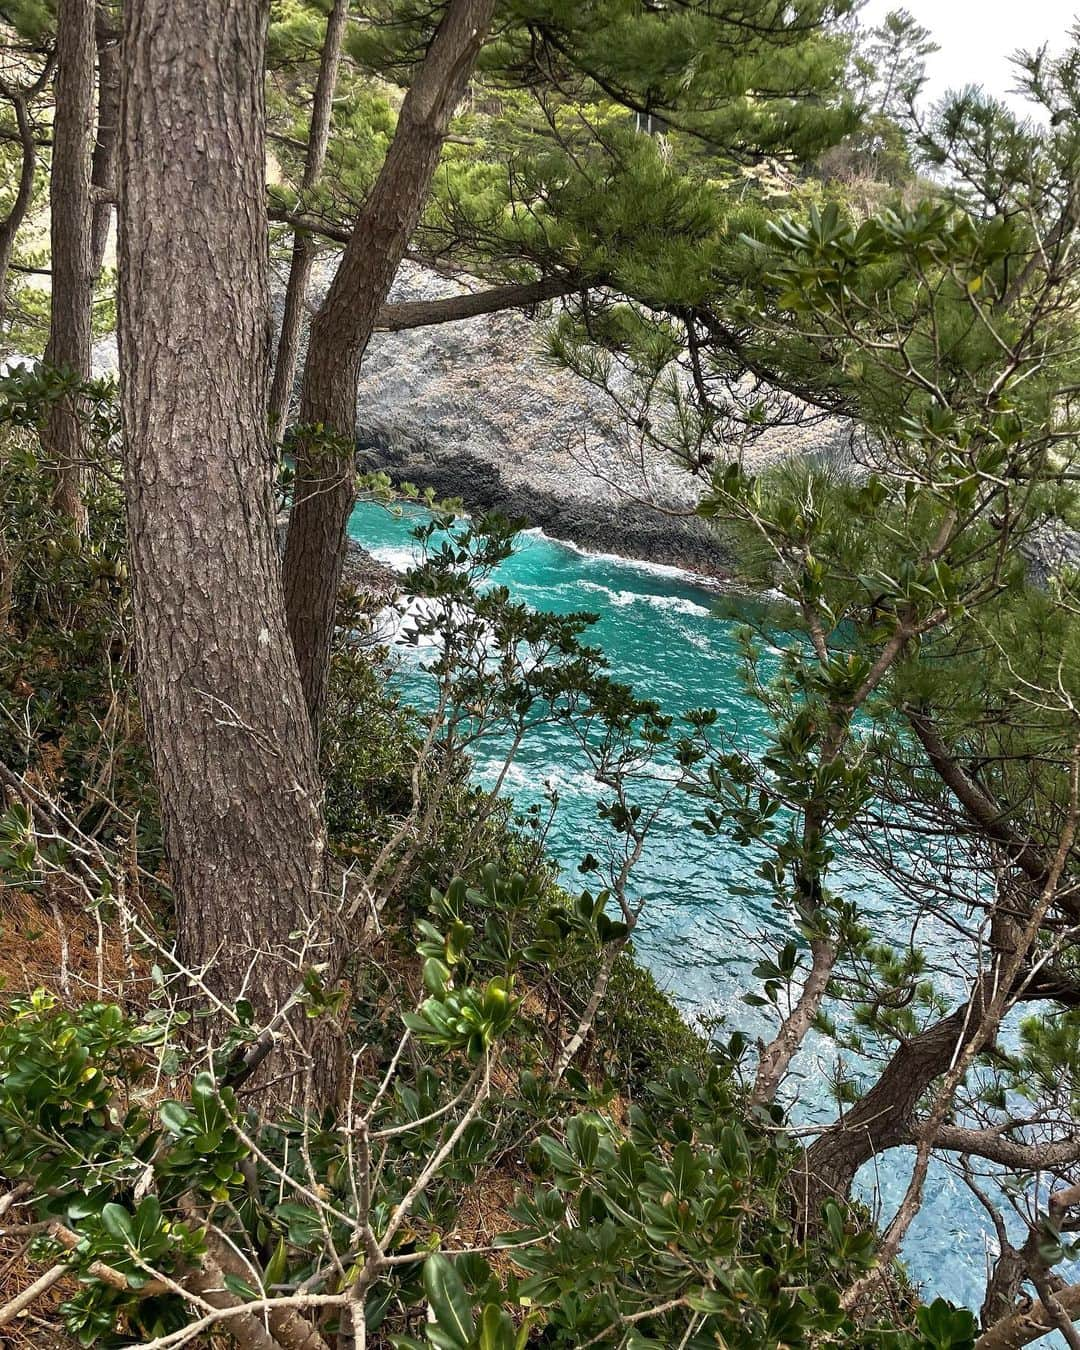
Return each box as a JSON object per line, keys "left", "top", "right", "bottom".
{"left": 367, "top": 442, "right": 735, "bottom": 577}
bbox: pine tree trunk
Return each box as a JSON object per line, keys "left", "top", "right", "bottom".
{"left": 797, "top": 1003, "right": 974, "bottom": 1219}
{"left": 42, "top": 0, "right": 95, "bottom": 531}
{"left": 118, "top": 0, "right": 337, "bottom": 1098}
{"left": 268, "top": 0, "right": 349, "bottom": 443}
{"left": 282, "top": 0, "right": 497, "bottom": 732}
{"left": 90, "top": 4, "right": 119, "bottom": 278}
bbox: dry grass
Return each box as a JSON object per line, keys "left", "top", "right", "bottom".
{"left": 0, "top": 881, "right": 143, "bottom": 1007}
{"left": 0, "top": 1236, "right": 79, "bottom": 1350}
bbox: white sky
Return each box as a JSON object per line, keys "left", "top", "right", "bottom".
{"left": 859, "top": 0, "right": 1076, "bottom": 111}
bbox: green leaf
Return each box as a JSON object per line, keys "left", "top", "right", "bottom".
{"left": 223, "top": 1272, "right": 260, "bottom": 1300}
{"left": 423, "top": 957, "right": 452, "bottom": 995}
{"left": 478, "top": 1302, "right": 516, "bottom": 1350}
{"left": 916, "top": 1297, "right": 976, "bottom": 1349}
{"left": 567, "top": 1117, "right": 599, "bottom": 1169}
{"left": 423, "top": 1253, "right": 475, "bottom": 1350}
{"left": 99, "top": 1203, "right": 134, "bottom": 1245}
{"left": 264, "top": 1236, "right": 288, "bottom": 1290}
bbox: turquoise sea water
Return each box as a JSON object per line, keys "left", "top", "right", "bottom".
{"left": 347, "top": 500, "right": 1024, "bottom": 1324}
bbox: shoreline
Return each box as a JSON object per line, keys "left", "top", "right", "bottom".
{"left": 346, "top": 488, "right": 784, "bottom": 610}
{"left": 365, "top": 442, "right": 739, "bottom": 584}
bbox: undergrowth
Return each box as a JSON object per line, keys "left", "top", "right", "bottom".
{"left": 0, "top": 409, "right": 957, "bottom": 1349}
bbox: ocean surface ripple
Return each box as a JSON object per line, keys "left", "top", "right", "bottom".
{"left": 349, "top": 501, "right": 1042, "bottom": 1326}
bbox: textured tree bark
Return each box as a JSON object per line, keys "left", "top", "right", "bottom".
{"left": 283, "top": 0, "right": 497, "bottom": 732}
{"left": 42, "top": 0, "right": 95, "bottom": 530}
{"left": 796, "top": 1003, "right": 976, "bottom": 1219}
{"left": 375, "top": 275, "right": 575, "bottom": 331}
{"left": 975, "top": 1282, "right": 1080, "bottom": 1350}
{"left": 90, "top": 3, "right": 119, "bottom": 278}
{"left": 268, "top": 0, "right": 349, "bottom": 443}
{"left": 118, "top": 0, "right": 336, "bottom": 1097}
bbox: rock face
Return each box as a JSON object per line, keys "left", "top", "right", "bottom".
{"left": 79, "top": 273, "right": 1080, "bottom": 590}
{"left": 1020, "top": 517, "right": 1080, "bottom": 587}
{"left": 323, "top": 261, "right": 854, "bottom": 576}
{"left": 88, "top": 260, "right": 855, "bottom": 574}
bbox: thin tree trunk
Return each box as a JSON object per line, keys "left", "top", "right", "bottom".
{"left": 42, "top": 0, "right": 95, "bottom": 531}
{"left": 283, "top": 0, "right": 497, "bottom": 732}
{"left": 376, "top": 275, "right": 575, "bottom": 330}
{"left": 0, "top": 54, "right": 54, "bottom": 321}
{"left": 90, "top": 3, "right": 119, "bottom": 278}
{"left": 751, "top": 936, "right": 837, "bottom": 1106}
{"left": 0, "top": 93, "right": 38, "bottom": 322}
{"left": 554, "top": 941, "right": 623, "bottom": 1082}
{"left": 119, "top": 0, "right": 336, "bottom": 1098}
{"left": 268, "top": 0, "right": 349, "bottom": 443}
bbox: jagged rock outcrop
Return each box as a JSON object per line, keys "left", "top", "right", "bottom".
{"left": 100, "top": 262, "right": 1080, "bottom": 588}
{"left": 305, "top": 259, "right": 855, "bottom": 576}
{"left": 72, "top": 281, "right": 1080, "bottom": 591}
{"left": 1020, "top": 517, "right": 1080, "bottom": 586}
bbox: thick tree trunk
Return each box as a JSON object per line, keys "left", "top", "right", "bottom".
{"left": 799, "top": 904, "right": 1043, "bottom": 1220}
{"left": 268, "top": 0, "right": 349, "bottom": 443}
{"left": 42, "top": 0, "right": 95, "bottom": 531}
{"left": 90, "top": 4, "right": 119, "bottom": 278}
{"left": 118, "top": 0, "right": 336, "bottom": 1096}
{"left": 797, "top": 1003, "right": 975, "bottom": 1219}
{"left": 283, "top": 0, "right": 497, "bottom": 732}
{"left": 976, "top": 1282, "right": 1080, "bottom": 1350}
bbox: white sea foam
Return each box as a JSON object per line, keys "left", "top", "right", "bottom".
{"left": 647, "top": 593, "right": 713, "bottom": 618}
{"left": 577, "top": 580, "right": 712, "bottom": 619}
{"left": 360, "top": 510, "right": 722, "bottom": 592}
{"left": 546, "top": 531, "right": 702, "bottom": 583}
{"left": 578, "top": 581, "right": 638, "bottom": 608}
{"left": 485, "top": 761, "right": 603, "bottom": 799}
{"left": 368, "top": 544, "right": 421, "bottom": 572}
{"left": 373, "top": 594, "right": 486, "bottom": 654}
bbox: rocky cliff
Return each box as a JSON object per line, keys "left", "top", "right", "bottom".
{"left": 84, "top": 259, "right": 853, "bottom": 575}
{"left": 313, "top": 261, "right": 855, "bottom": 576}
{"left": 87, "top": 259, "right": 1079, "bottom": 583}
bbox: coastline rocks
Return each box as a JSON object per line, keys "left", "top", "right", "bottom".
{"left": 331, "top": 260, "right": 853, "bottom": 575}
{"left": 86, "top": 260, "right": 856, "bottom": 575}
{"left": 98, "top": 262, "right": 1080, "bottom": 592}
{"left": 366, "top": 441, "right": 733, "bottom": 577}
{"left": 340, "top": 536, "right": 400, "bottom": 596}
{"left": 1020, "top": 517, "right": 1080, "bottom": 587}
